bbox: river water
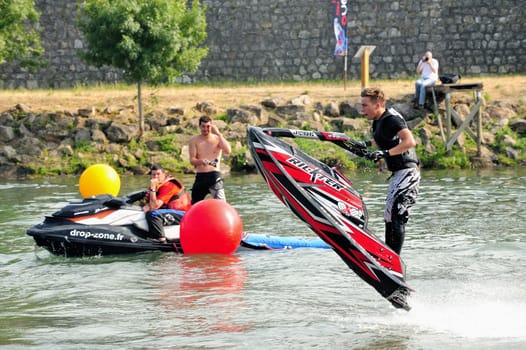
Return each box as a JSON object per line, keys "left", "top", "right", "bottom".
{"left": 1, "top": 169, "right": 525, "bottom": 349}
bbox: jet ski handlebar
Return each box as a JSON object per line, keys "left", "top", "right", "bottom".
{"left": 262, "top": 127, "right": 368, "bottom": 157}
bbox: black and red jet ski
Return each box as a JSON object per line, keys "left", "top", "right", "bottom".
{"left": 247, "top": 126, "right": 412, "bottom": 310}
{"left": 27, "top": 191, "right": 185, "bottom": 257}
{"left": 27, "top": 190, "right": 330, "bottom": 257}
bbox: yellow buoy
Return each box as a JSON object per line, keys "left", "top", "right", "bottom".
{"left": 79, "top": 164, "right": 121, "bottom": 198}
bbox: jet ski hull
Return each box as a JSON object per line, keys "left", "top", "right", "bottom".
{"left": 27, "top": 193, "right": 330, "bottom": 257}
{"left": 247, "top": 126, "right": 412, "bottom": 310}
{"left": 27, "top": 216, "right": 182, "bottom": 257}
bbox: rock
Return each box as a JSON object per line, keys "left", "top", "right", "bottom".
{"left": 102, "top": 106, "right": 118, "bottom": 115}
{"left": 453, "top": 104, "right": 471, "bottom": 127}
{"left": 290, "top": 95, "right": 311, "bottom": 106}
{"left": 105, "top": 122, "right": 139, "bottom": 143}
{"left": 418, "top": 127, "right": 436, "bottom": 153}
{"left": 16, "top": 103, "right": 32, "bottom": 114}
{"left": 91, "top": 129, "right": 108, "bottom": 143}
{"left": 391, "top": 103, "right": 416, "bottom": 120}
{"left": 227, "top": 107, "right": 258, "bottom": 124}
{"left": 57, "top": 144, "right": 74, "bottom": 156}
{"left": 195, "top": 101, "right": 217, "bottom": 116}
{"left": 509, "top": 119, "right": 526, "bottom": 135}
{"left": 275, "top": 104, "right": 306, "bottom": 118}
{"left": 213, "top": 119, "right": 227, "bottom": 131}
{"left": 147, "top": 113, "right": 168, "bottom": 131}
{"left": 339, "top": 101, "right": 360, "bottom": 117}
{"left": 168, "top": 106, "right": 185, "bottom": 115}
{"left": 40, "top": 123, "right": 71, "bottom": 142}
{"left": 0, "top": 112, "right": 15, "bottom": 127}
{"left": 261, "top": 97, "right": 285, "bottom": 108}
{"left": 14, "top": 137, "right": 42, "bottom": 156}
{"left": 74, "top": 128, "right": 91, "bottom": 143}
{"left": 167, "top": 116, "right": 181, "bottom": 126}
{"left": 502, "top": 134, "right": 516, "bottom": 146}
{"left": 266, "top": 114, "right": 287, "bottom": 127}
{"left": 407, "top": 117, "right": 424, "bottom": 129}
{"left": 505, "top": 147, "right": 521, "bottom": 160}
{"left": 324, "top": 101, "right": 340, "bottom": 117}
{"left": 18, "top": 123, "right": 33, "bottom": 137}
{"left": 0, "top": 126, "right": 15, "bottom": 142}
{"left": 0, "top": 92, "right": 523, "bottom": 177}
{"left": 0, "top": 145, "right": 18, "bottom": 161}
{"left": 341, "top": 118, "right": 364, "bottom": 131}
{"left": 482, "top": 131, "right": 496, "bottom": 144}
{"left": 473, "top": 145, "right": 498, "bottom": 167}
{"left": 78, "top": 107, "right": 96, "bottom": 117}
{"left": 228, "top": 122, "right": 249, "bottom": 139}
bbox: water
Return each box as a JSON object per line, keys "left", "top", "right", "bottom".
{"left": 1, "top": 169, "right": 525, "bottom": 349}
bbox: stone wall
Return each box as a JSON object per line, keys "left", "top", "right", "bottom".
{"left": 1, "top": 0, "right": 524, "bottom": 88}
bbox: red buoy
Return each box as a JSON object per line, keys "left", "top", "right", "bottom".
{"left": 180, "top": 199, "right": 243, "bottom": 254}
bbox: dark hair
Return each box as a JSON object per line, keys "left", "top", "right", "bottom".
{"left": 360, "top": 87, "right": 386, "bottom": 105}
{"left": 199, "top": 116, "right": 212, "bottom": 125}
{"left": 149, "top": 164, "right": 166, "bottom": 175}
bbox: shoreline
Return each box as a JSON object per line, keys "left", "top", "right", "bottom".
{"left": 0, "top": 77, "right": 525, "bottom": 178}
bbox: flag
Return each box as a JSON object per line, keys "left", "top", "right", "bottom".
{"left": 332, "top": 0, "right": 348, "bottom": 56}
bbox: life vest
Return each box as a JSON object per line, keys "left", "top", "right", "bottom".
{"left": 372, "top": 109, "right": 419, "bottom": 172}
{"left": 146, "top": 177, "right": 192, "bottom": 211}
{"left": 165, "top": 177, "right": 192, "bottom": 211}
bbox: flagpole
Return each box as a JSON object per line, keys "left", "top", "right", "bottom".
{"left": 344, "top": 54, "right": 348, "bottom": 91}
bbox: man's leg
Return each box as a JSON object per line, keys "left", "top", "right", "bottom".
{"left": 419, "top": 78, "right": 436, "bottom": 106}
{"left": 145, "top": 211, "right": 164, "bottom": 239}
{"left": 414, "top": 79, "right": 423, "bottom": 103}
{"left": 384, "top": 168, "right": 420, "bottom": 254}
{"left": 191, "top": 175, "right": 210, "bottom": 204}
{"left": 209, "top": 177, "right": 226, "bottom": 201}
{"left": 387, "top": 198, "right": 409, "bottom": 255}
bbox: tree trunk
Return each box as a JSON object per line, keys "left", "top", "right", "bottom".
{"left": 137, "top": 80, "right": 144, "bottom": 139}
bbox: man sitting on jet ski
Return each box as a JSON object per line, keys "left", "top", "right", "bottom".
{"left": 141, "top": 165, "right": 192, "bottom": 242}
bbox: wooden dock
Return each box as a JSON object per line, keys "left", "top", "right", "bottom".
{"left": 427, "top": 83, "right": 484, "bottom": 156}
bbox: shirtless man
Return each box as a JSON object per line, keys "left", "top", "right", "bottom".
{"left": 188, "top": 116, "right": 231, "bottom": 204}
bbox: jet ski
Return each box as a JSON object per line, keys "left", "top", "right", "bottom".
{"left": 27, "top": 190, "right": 330, "bottom": 257}
{"left": 247, "top": 126, "right": 412, "bottom": 310}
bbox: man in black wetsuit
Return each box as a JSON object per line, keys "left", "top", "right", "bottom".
{"left": 359, "top": 87, "right": 420, "bottom": 255}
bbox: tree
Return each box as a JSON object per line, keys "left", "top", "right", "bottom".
{"left": 77, "top": 0, "right": 208, "bottom": 138}
{"left": 0, "top": 0, "right": 44, "bottom": 68}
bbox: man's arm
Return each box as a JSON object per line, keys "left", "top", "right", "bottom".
{"left": 212, "top": 125, "right": 231, "bottom": 155}
{"left": 428, "top": 59, "right": 438, "bottom": 74}
{"left": 389, "top": 128, "right": 416, "bottom": 156}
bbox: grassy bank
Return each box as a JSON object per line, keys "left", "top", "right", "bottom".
{"left": 1, "top": 75, "right": 525, "bottom": 177}
{"left": 1, "top": 75, "right": 525, "bottom": 113}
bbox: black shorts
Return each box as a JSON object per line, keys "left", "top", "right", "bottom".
{"left": 191, "top": 171, "right": 225, "bottom": 204}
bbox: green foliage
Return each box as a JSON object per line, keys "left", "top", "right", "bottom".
{"left": 214, "top": 112, "right": 228, "bottom": 122}
{"left": 295, "top": 139, "right": 358, "bottom": 171}
{"left": 156, "top": 135, "right": 180, "bottom": 155}
{"left": 416, "top": 144, "right": 471, "bottom": 169}
{"left": 77, "top": 0, "right": 208, "bottom": 137}
{"left": 77, "top": 0, "right": 208, "bottom": 85}
{"left": 491, "top": 126, "right": 524, "bottom": 152}
{"left": 229, "top": 145, "right": 249, "bottom": 172}
{"left": 0, "top": 0, "right": 44, "bottom": 68}
{"left": 489, "top": 125, "right": 526, "bottom": 166}
{"left": 73, "top": 141, "right": 95, "bottom": 153}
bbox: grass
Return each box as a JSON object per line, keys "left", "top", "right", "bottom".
{"left": 1, "top": 75, "right": 524, "bottom": 113}
{"left": 2, "top": 75, "right": 524, "bottom": 174}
